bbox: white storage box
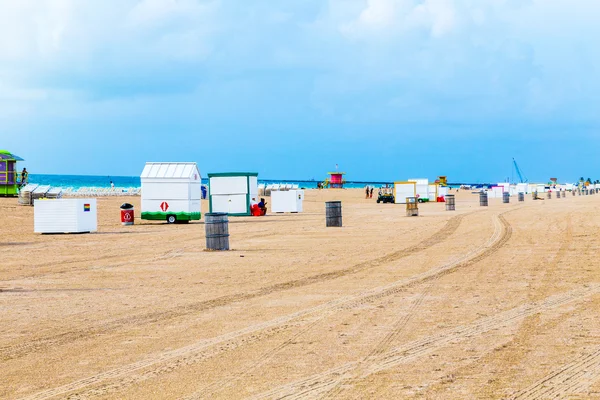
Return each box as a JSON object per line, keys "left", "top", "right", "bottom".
{"left": 271, "top": 190, "right": 304, "bottom": 213}
{"left": 34, "top": 199, "right": 97, "bottom": 233}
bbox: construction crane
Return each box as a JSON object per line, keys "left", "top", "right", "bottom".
{"left": 512, "top": 158, "right": 527, "bottom": 183}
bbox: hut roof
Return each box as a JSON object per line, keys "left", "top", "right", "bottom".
{"left": 208, "top": 172, "right": 258, "bottom": 177}
{"left": 0, "top": 150, "right": 24, "bottom": 161}
{"left": 141, "top": 162, "right": 200, "bottom": 180}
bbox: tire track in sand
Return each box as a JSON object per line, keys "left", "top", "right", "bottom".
{"left": 36, "top": 212, "right": 507, "bottom": 400}
{"left": 2, "top": 213, "right": 469, "bottom": 362}
{"left": 320, "top": 282, "right": 436, "bottom": 400}
{"left": 248, "top": 285, "right": 600, "bottom": 400}
{"left": 510, "top": 346, "right": 600, "bottom": 399}
{"left": 16, "top": 212, "right": 494, "bottom": 400}
{"left": 472, "top": 214, "right": 575, "bottom": 399}
{"left": 187, "top": 212, "right": 481, "bottom": 399}
{"left": 300, "top": 212, "right": 511, "bottom": 400}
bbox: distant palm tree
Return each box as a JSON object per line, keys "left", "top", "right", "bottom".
{"left": 580, "top": 177, "right": 585, "bottom": 182}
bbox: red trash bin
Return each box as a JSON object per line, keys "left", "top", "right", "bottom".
{"left": 120, "top": 203, "right": 134, "bottom": 225}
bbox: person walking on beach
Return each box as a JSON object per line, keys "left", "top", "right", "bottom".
{"left": 365, "top": 186, "right": 370, "bottom": 199}
{"left": 370, "top": 187, "right": 374, "bottom": 198}
{"left": 110, "top": 180, "right": 115, "bottom": 189}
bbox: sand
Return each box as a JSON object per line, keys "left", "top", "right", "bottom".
{"left": 2, "top": 189, "right": 600, "bottom": 399}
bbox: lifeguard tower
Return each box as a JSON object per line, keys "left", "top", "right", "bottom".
{"left": 326, "top": 171, "right": 346, "bottom": 189}
{"left": 0, "top": 150, "right": 24, "bottom": 197}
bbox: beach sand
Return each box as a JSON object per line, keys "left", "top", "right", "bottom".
{"left": 2, "top": 189, "right": 600, "bottom": 399}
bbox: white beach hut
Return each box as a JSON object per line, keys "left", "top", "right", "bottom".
{"left": 438, "top": 186, "right": 449, "bottom": 198}
{"left": 428, "top": 184, "right": 438, "bottom": 201}
{"left": 497, "top": 183, "right": 510, "bottom": 194}
{"left": 487, "top": 186, "right": 504, "bottom": 198}
{"left": 140, "top": 162, "right": 202, "bottom": 224}
{"left": 408, "top": 179, "right": 430, "bottom": 202}
{"left": 394, "top": 181, "right": 417, "bottom": 204}
{"left": 516, "top": 183, "right": 528, "bottom": 194}
{"left": 208, "top": 172, "right": 258, "bottom": 216}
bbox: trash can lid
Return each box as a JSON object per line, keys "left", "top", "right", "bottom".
{"left": 120, "top": 203, "right": 134, "bottom": 209}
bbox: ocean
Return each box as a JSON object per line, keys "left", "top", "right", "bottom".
{"left": 27, "top": 174, "right": 395, "bottom": 190}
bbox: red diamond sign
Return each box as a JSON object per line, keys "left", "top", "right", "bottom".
{"left": 160, "top": 202, "right": 169, "bottom": 212}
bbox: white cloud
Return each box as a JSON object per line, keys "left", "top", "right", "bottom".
{"left": 337, "top": 0, "right": 459, "bottom": 39}
{"left": 0, "top": 0, "right": 598, "bottom": 126}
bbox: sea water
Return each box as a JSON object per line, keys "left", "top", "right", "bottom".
{"left": 27, "top": 174, "right": 394, "bottom": 190}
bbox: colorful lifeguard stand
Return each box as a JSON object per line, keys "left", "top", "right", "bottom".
{"left": 327, "top": 171, "right": 346, "bottom": 189}
{"left": 0, "top": 150, "right": 24, "bottom": 197}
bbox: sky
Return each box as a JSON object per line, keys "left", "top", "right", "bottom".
{"left": 1, "top": 0, "right": 599, "bottom": 183}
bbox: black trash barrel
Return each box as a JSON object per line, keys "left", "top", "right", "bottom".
{"left": 445, "top": 194, "right": 455, "bottom": 211}
{"left": 562, "top": 191, "right": 566, "bottom": 198}
{"left": 479, "top": 192, "right": 488, "bottom": 207}
{"left": 502, "top": 192, "right": 510, "bottom": 204}
{"left": 326, "top": 201, "right": 342, "bottom": 227}
{"left": 518, "top": 192, "right": 524, "bottom": 202}
{"left": 205, "top": 212, "right": 230, "bottom": 250}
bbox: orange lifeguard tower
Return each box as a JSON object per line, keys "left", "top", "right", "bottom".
{"left": 327, "top": 171, "right": 346, "bottom": 189}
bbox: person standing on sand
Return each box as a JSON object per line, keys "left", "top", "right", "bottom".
{"left": 370, "top": 187, "right": 374, "bottom": 198}
{"left": 365, "top": 186, "right": 370, "bottom": 199}
{"left": 110, "top": 181, "right": 115, "bottom": 189}
{"left": 20, "top": 168, "right": 28, "bottom": 186}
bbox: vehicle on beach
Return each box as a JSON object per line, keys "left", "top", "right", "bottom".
{"left": 376, "top": 189, "right": 395, "bottom": 203}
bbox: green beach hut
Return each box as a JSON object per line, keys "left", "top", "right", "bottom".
{"left": 0, "top": 150, "right": 25, "bottom": 197}
{"left": 208, "top": 172, "right": 259, "bottom": 216}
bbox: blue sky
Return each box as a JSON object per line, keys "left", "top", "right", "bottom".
{"left": 1, "top": 0, "right": 599, "bottom": 183}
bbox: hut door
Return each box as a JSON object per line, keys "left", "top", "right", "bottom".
{"left": 0, "top": 161, "right": 6, "bottom": 184}
{"left": 7, "top": 161, "right": 15, "bottom": 184}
